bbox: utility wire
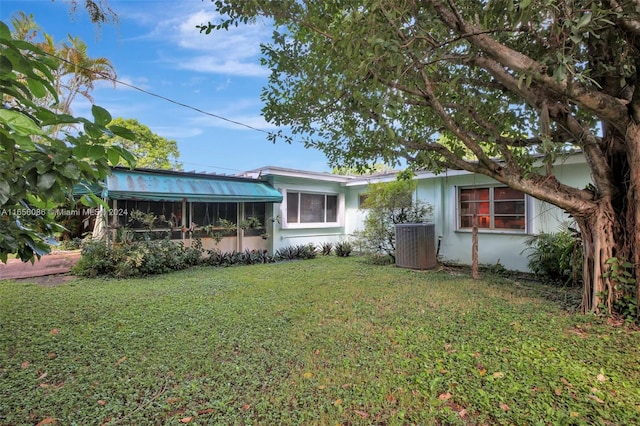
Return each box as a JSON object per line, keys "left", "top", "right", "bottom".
{"left": 110, "top": 75, "right": 273, "bottom": 135}
{"left": 36, "top": 49, "right": 297, "bottom": 173}
{"left": 41, "top": 50, "right": 278, "bottom": 136}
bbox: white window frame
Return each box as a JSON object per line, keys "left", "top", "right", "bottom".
{"left": 280, "top": 189, "right": 345, "bottom": 229}
{"left": 456, "top": 185, "right": 528, "bottom": 233}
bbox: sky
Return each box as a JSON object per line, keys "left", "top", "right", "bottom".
{"left": 1, "top": 0, "right": 334, "bottom": 174}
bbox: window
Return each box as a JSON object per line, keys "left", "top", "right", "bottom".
{"left": 116, "top": 200, "right": 183, "bottom": 230}
{"left": 285, "top": 191, "right": 339, "bottom": 225}
{"left": 114, "top": 200, "right": 184, "bottom": 239}
{"left": 358, "top": 193, "right": 369, "bottom": 208}
{"left": 191, "top": 202, "right": 236, "bottom": 227}
{"left": 243, "top": 202, "right": 267, "bottom": 237}
{"left": 191, "top": 202, "right": 238, "bottom": 237}
{"left": 459, "top": 186, "right": 525, "bottom": 231}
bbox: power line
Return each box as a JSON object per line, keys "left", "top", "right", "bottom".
{"left": 36, "top": 49, "right": 296, "bottom": 172}
{"left": 41, "top": 50, "right": 278, "bottom": 136}
{"left": 111, "top": 75, "right": 273, "bottom": 135}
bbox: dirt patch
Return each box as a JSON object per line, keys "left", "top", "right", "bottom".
{"left": 13, "top": 274, "right": 76, "bottom": 287}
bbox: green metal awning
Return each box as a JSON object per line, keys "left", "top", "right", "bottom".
{"left": 78, "top": 168, "right": 282, "bottom": 203}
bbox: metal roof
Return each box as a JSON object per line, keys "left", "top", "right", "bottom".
{"left": 93, "top": 168, "right": 283, "bottom": 203}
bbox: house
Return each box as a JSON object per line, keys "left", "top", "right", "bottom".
{"left": 85, "top": 154, "right": 590, "bottom": 272}
{"left": 244, "top": 154, "right": 590, "bottom": 271}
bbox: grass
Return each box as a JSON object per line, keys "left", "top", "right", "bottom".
{"left": 1, "top": 257, "right": 639, "bottom": 425}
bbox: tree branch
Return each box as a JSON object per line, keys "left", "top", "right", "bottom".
{"left": 427, "top": 0, "right": 631, "bottom": 132}
{"left": 604, "top": 0, "right": 640, "bottom": 38}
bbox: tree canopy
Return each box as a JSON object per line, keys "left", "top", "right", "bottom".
{"left": 0, "top": 21, "right": 134, "bottom": 262}
{"left": 203, "top": 1, "right": 640, "bottom": 318}
{"left": 103, "top": 118, "right": 182, "bottom": 170}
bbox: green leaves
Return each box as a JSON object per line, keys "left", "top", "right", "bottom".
{"left": 36, "top": 172, "right": 57, "bottom": 192}
{"left": 0, "top": 109, "right": 43, "bottom": 136}
{"left": 0, "top": 180, "right": 10, "bottom": 205}
{"left": 91, "top": 105, "right": 112, "bottom": 127}
{"left": 102, "top": 117, "right": 179, "bottom": 170}
{"left": 0, "top": 23, "right": 136, "bottom": 262}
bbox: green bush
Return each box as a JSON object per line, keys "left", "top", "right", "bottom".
{"left": 320, "top": 242, "right": 334, "bottom": 256}
{"left": 72, "top": 238, "right": 204, "bottom": 278}
{"left": 75, "top": 240, "right": 339, "bottom": 278}
{"left": 56, "top": 237, "right": 83, "bottom": 251}
{"left": 522, "top": 227, "right": 582, "bottom": 285}
{"left": 205, "top": 249, "right": 275, "bottom": 267}
{"left": 335, "top": 241, "right": 353, "bottom": 257}
{"left": 275, "top": 244, "right": 317, "bottom": 261}
{"left": 72, "top": 240, "right": 118, "bottom": 277}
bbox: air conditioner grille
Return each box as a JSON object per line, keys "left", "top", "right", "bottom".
{"left": 395, "top": 223, "right": 437, "bottom": 270}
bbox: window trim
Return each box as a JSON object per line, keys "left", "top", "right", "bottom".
{"left": 456, "top": 185, "right": 528, "bottom": 233}
{"left": 280, "top": 189, "right": 345, "bottom": 229}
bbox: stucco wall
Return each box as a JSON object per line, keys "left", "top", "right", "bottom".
{"left": 266, "top": 175, "right": 348, "bottom": 252}
{"left": 259, "top": 158, "right": 591, "bottom": 272}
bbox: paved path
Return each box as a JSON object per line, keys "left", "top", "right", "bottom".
{"left": 0, "top": 251, "right": 81, "bottom": 280}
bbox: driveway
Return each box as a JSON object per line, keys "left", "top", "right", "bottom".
{"left": 0, "top": 251, "right": 81, "bottom": 281}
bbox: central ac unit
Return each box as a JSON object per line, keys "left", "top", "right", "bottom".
{"left": 395, "top": 223, "right": 437, "bottom": 270}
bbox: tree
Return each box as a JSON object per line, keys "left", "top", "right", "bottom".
{"left": 332, "top": 162, "right": 392, "bottom": 175}
{"left": 202, "top": 1, "right": 640, "bottom": 317}
{"left": 9, "top": 13, "right": 117, "bottom": 138}
{"left": 103, "top": 118, "right": 182, "bottom": 170}
{"left": 358, "top": 173, "right": 432, "bottom": 261}
{"left": 0, "top": 21, "right": 134, "bottom": 262}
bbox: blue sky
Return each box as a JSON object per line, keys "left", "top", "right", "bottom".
{"left": 1, "top": 0, "right": 333, "bottom": 173}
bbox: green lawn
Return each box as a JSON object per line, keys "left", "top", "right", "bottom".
{"left": 1, "top": 257, "right": 639, "bottom": 425}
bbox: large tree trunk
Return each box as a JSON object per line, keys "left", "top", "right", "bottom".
{"left": 575, "top": 124, "right": 640, "bottom": 316}
{"left": 626, "top": 124, "right": 640, "bottom": 318}
{"left": 574, "top": 201, "right": 616, "bottom": 313}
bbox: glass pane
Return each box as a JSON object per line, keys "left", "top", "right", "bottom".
{"left": 287, "top": 192, "right": 299, "bottom": 223}
{"left": 460, "top": 201, "right": 490, "bottom": 215}
{"left": 326, "top": 195, "right": 338, "bottom": 222}
{"left": 494, "top": 216, "right": 525, "bottom": 230}
{"left": 358, "top": 193, "right": 368, "bottom": 208}
{"left": 494, "top": 200, "right": 525, "bottom": 215}
{"left": 460, "top": 215, "right": 490, "bottom": 228}
{"left": 460, "top": 188, "right": 489, "bottom": 201}
{"left": 300, "top": 193, "right": 325, "bottom": 223}
{"left": 494, "top": 187, "right": 524, "bottom": 200}
{"left": 244, "top": 202, "right": 266, "bottom": 236}
{"left": 192, "top": 203, "right": 237, "bottom": 228}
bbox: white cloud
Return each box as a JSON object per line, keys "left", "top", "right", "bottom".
{"left": 151, "top": 125, "right": 203, "bottom": 139}
{"left": 175, "top": 57, "right": 268, "bottom": 77}
{"left": 145, "top": 7, "right": 271, "bottom": 77}
{"left": 112, "top": 75, "right": 151, "bottom": 91}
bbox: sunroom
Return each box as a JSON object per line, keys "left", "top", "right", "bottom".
{"left": 83, "top": 168, "right": 283, "bottom": 252}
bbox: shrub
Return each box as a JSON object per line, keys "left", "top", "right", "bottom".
{"left": 56, "top": 237, "right": 83, "bottom": 251}
{"left": 320, "top": 242, "right": 334, "bottom": 256}
{"left": 72, "top": 238, "right": 205, "bottom": 278}
{"left": 522, "top": 227, "right": 582, "bottom": 285}
{"left": 297, "top": 243, "right": 317, "bottom": 260}
{"left": 72, "top": 240, "right": 118, "bottom": 277}
{"left": 357, "top": 175, "right": 433, "bottom": 260}
{"left": 183, "top": 238, "right": 204, "bottom": 266}
{"left": 205, "top": 249, "right": 275, "bottom": 267}
{"left": 275, "top": 246, "right": 299, "bottom": 260}
{"left": 275, "top": 244, "right": 317, "bottom": 261}
{"left": 335, "top": 241, "right": 353, "bottom": 257}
